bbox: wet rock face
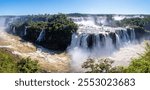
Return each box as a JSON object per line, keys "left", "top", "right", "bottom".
{"left": 109, "top": 32, "right": 116, "bottom": 46}
{"left": 127, "top": 29, "right": 132, "bottom": 40}
{"left": 134, "top": 27, "right": 147, "bottom": 39}
{"left": 25, "top": 29, "right": 73, "bottom": 50}
{"left": 99, "top": 34, "right": 105, "bottom": 47}
{"left": 23, "top": 29, "right": 40, "bottom": 42}
{"left": 144, "top": 23, "right": 150, "bottom": 31}
{"left": 41, "top": 30, "right": 73, "bottom": 51}
{"left": 87, "top": 34, "right": 96, "bottom": 49}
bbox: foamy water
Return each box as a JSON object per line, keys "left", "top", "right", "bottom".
{"left": 109, "top": 42, "right": 146, "bottom": 66}
{"left": 69, "top": 42, "right": 146, "bottom": 72}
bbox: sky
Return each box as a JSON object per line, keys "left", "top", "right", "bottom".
{"left": 0, "top": 0, "right": 150, "bottom": 15}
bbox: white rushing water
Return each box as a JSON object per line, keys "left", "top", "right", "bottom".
{"left": 68, "top": 16, "right": 147, "bottom": 72}
{"left": 12, "top": 26, "right": 16, "bottom": 34}
{"left": 36, "top": 29, "right": 46, "bottom": 42}
{"left": 24, "top": 26, "right": 27, "bottom": 36}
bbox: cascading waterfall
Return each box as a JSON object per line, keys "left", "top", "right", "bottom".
{"left": 68, "top": 16, "right": 139, "bottom": 72}
{"left": 36, "top": 29, "right": 45, "bottom": 42}
{"left": 69, "top": 28, "right": 136, "bottom": 56}
{"left": 130, "top": 29, "right": 136, "bottom": 41}
{"left": 68, "top": 28, "right": 137, "bottom": 72}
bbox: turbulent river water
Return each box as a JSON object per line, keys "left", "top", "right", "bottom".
{"left": 0, "top": 26, "right": 69, "bottom": 72}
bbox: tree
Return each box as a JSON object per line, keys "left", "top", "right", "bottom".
{"left": 17, "top": 58, "right": 40, "bottom": 73}
{"left": 82, "top": 58, "right": 114, "bottom": 73}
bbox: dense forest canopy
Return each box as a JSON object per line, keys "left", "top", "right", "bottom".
{"left": 119, "top": 16, "right": 150, "bottom": 28}
{"left": 9, "top": 14, "right": 78, "bottom": 50}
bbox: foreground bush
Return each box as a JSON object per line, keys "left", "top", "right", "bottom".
{"left": 17, "top": 58, "right": 40, "bottom": 73}
{"left": 0, "top": 48, "right": 18, "bottom": 73}
{"left": 0, "top": 48, "right": 43, "bottom": 73}
{"left": 82, "top": 58, "right": 114, "bottom": 73}
{"left": 124, "top": 43, "right": 150, "bottom": 73}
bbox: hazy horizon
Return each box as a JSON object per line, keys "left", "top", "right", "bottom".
{"left": 1, "top": 13, "right": 150, "bottom": 17}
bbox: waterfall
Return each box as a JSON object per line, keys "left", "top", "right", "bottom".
{"left": 80, "top": 34, "right": 89, "bottom": 49}
{"left": 69, "top": 29, "right": 138, "bottom": 57}
{"left": 24, "top": 26, "right": 27, "bottom": 36}
{"left": 115, "top": 33, "right": 121, "bottom": 49}
{"left": 12, "top": 26, "right": 16, "bottom": 34}
{"left": 69, "top": 28, "right": 136, "bottom": 57}
{"left": 69, "top": 33, "right": 79, "bottom": 48}
{"left": 36, "top": 29, "right": 45, "bottom": 42}
{"left": 130, "top": 29, "right": 136, "bottom": 41}
{"left": 68, "top": 27, "right": 138, "bottom": 71}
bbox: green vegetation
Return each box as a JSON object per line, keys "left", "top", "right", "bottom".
{"left": 124, "top": 43, "right": 150, "bottom": 73}
{"left": 82, "top": 43, "right": 150, "bottom": 73}
{"left": 82, "top": 58, "right": 114, "bottom": 73}
{"left": 0, "top": 48, "right": 43, "bottom": 73}
{"left": 118, "top": 17, "right": 150, "bottom": 39}
{"left": 119, "top": 16, "right": 150, "bottom": 28}
{"left": 121, "top": 18, "right": 147, "bottom": 27}
{"left": 17, "top": 58, "right": 41, "bottom": 73}
{"left": 82, "top": 58, "right": 124, "bottom": 73}
{"left": 0, "top": 48, "right": 18, "bottom": 73}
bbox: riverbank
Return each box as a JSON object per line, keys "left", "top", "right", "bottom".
{"left": 0, "top": 27, "right": 70, "bottom": 72}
